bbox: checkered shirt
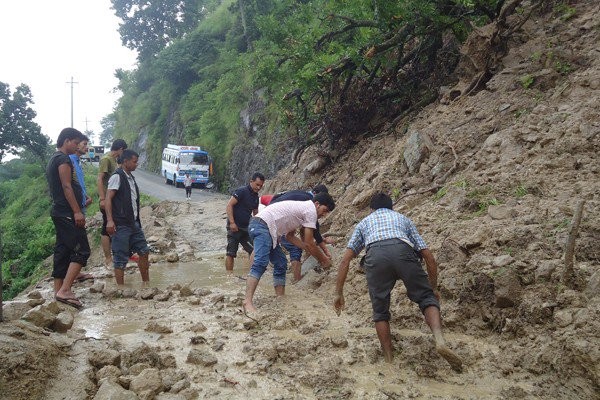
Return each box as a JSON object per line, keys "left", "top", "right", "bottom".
{"left": 346, "top": 208, "right": 428, "bottom": 255}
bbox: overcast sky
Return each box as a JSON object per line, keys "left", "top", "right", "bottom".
{"left": 0, "top": 0, "right": 137, "bottom": 144}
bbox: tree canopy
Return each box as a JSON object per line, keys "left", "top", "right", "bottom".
{"left": 0, "top": 82, "right": 50, "bottom": 164}
{"left": 108, "top": 0, "right": 510, "bottom": 187}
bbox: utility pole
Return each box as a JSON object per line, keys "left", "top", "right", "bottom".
{"left": 66, "top": 77, "right": 78, "bottom": 127}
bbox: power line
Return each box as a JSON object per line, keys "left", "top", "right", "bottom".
{"left": 65, "top": 77, "right": 78, "bottom": 127}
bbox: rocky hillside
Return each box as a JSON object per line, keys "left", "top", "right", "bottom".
{"left": 263, "top": 1, "right": 600, "bottom": 397}
{"left": 0, "top": 1, "right": 598, "bottom": 399}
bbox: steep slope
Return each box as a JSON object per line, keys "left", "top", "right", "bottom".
{"left": 263, "top": 1, "right": 600, "bottom": 397}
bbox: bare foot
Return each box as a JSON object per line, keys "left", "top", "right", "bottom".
{"left": 436, "top": 344, "right": 463, "bottom": 372}
{"left": 242, "top": 301, "right": 257, "bottom": 313}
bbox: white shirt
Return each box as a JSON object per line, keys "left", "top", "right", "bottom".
{"left": 256, "top": 200, "right": 317, "bottom": 248}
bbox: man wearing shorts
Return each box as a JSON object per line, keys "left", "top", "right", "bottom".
{"left": 46, "top": 128, "right": 90, "bottom": 309}
{"left": 97, "top": 138, "right": 127, "bottom": 268}
{"left": 333, "top": 192, "right": 463, "bottom": 372}
{"left": 104, "top": 150, "right": 151, "bottom": 286}
{"left": 225, "top": 172, "right": 265, "bottom": 274}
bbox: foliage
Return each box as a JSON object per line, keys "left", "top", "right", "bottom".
{"left": 0, "top": 82, "right": 51, "bottom": 164}
{"left": 110, "top": 0, "right": 207, "bottom": 61}
{"left": 109, "top": 0, "right": 507, "bottom": 188}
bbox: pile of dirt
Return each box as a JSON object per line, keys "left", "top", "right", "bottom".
{"left": 1, "top": 1, "right": 599, "bottom": 399}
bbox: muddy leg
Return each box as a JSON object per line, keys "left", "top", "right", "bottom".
{"left": 114, "top": 269, "right": 125, "bottom": 286}
{"left": 274, "top": 285, "right": 285, "bottom": 297}
{"left": 375, "top": 321, "right": 394, "bottom": 363}
{"left": 243, "top": 277, "right": 260, "bottom": 312}
{"left": 55, "top": 262, "right": 82, "bottom": 300}
{"left": 225, "top": 255, "right": 234, "bottom": 274}
{"left": 290, "top": 260, "right": 302, "bottom": 282}
{"left": 424, "top": 306, "right": 463, "bottom": 372}
{"left": 138, "top": 253, "right": 150, "bottom": 283}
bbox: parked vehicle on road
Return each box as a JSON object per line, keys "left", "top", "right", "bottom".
{"left": 161, "top": 144, "right": 214, "bottom": 188}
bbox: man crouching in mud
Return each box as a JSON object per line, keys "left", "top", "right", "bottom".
{"left": 333, "top": 192, "right": 463, "bottom": 372}
{"left": 242, "top": 192, "right": 336, "bottom": 314}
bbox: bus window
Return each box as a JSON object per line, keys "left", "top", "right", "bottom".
{"left": 180, "top": 153, "right": 208, "bottom": 165}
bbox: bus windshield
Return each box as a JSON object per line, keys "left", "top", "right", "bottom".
{"left": 180, "top": 152, "right": 208, "bottom": 165}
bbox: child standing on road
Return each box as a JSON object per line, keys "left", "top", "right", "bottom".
{"left": 184, "top": 173, "right": 193, "bottom": 200}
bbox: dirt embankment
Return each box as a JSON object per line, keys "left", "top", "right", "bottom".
{"left": 1, "top": 2, "right": 600, "bottom": 399}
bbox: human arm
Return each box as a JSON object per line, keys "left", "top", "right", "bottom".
{"left": 58, "top": 163, "right": 85, "bottom": 228}
{"left": 299, "top": 227, "right": 332, "bottom": 268}
{"left": 105, "top": 189, "right": 117, "bottom": 235}
{"left": 318, "top": 241, "right": 332, "bottom": 258}
{"left": 97, "top": 171, "right": 107, "bottom": 210}
{"left": 85, "top": 195, "right": 93, "bottom": 207}
{"left": 334, "top": 248, "right": 357, "bottom": 315}
{"left": 225, "top": 196, "right": 239, "bottom": 232}
{"left": 420, "top": 248, "right": 440, "bottom": 301}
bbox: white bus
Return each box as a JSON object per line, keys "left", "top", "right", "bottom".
{"left": 161, "top": 144, "right": 214, "bottom": 188}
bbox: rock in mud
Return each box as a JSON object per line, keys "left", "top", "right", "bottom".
{"left": 90, "top": 282, "right": 105, "bottom": 293}
{"left": 145, "top": 322, "right": 173, "bottom": 334}
{"left": 21, "top": 305, "right": 55, "bottom": 328}
{"left": 129, "top": 363, "right": 152, "bottom": 376}
{"left": 27, "top": 290, "right": 43, "bottom": 299}
{"left": 2, "top": 301, "right": 33, "bottom": 321}
{"left": 166, "top": 252, "right": 179, "bottom": 262}
{"left": 189, "top": 322, "right": 207, "bottom": 332}
{"left": 89, "top": 349, "right": 121, "bottom": 369}
{"left": 96, "top": 365, "right": 122, "bottom": 381}
{"left": 170, "top": 378, "right": 190, "bottom": 394}
{"left": 129, "top": 368, "right": 163, "bottom": 396}
{"left": 123, "top": 344, "right": 161, "bottom": 369}
{"left": 186, "top": 349, "right": 217, "bottom": 367}
{"left": 139, "top": 287, "right": 160, "bottom": 300}
{"left": 122, "top": 288, "right": 138, "bottom": 298}
{"left": 94, "top": 379, "right": 138, "bottom": 400}
{"left": 52, "top": 311, "right": 74, "bottom": 333}
{"left": 155, "top": 291, "right": 172, "bottom": 301}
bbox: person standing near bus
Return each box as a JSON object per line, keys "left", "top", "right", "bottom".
{"left": 225, "top": 173, "right": 265, "bottom": 274}
{"left": 184, "top": 173, "right": 193, "bottom": 200}
{"left": 97, "top": 139, "right": 127, "bottom": 268}
{"left": 104, "top": 150, "right": 151, "bottom": 286}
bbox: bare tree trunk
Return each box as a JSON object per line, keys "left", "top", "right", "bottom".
{"left": 562, "top": 200, "right": 585, "bottom": 288}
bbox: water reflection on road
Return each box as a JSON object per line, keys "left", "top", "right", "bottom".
{"left": 76, "top": 253, "right": 251, "bottom": 340}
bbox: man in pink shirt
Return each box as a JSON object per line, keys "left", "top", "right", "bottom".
{"left": 242, "top": 192, "right": 336, "bottom": 313}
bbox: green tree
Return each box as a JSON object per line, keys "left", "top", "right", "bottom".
{"left": 0, "top": 82, "right": 50, "bottom": 164}
{"left": 111, "top": 0, "right": 206, "bottom": 61}
{"left": 99, "top": 114, "right": 116, "bottom": 147}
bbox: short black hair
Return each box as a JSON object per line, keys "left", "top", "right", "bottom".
{"left": 111, "top": 139, "right": 128, "bottom": 151}
{"left": 312, "top": 184, "right": 328, "bottom": 194}
{"left": 121, "top": 149, "right": 139, "bottom": 161}
{"left": 251, "top": 172, "right": 265, "bottom": 182}
{"left": 370, "top": 192, "right": 393, "bottom": 210}
{"left": 313, "top": 192, "right": 335, "bottom": 212}
{"left": 80, "top": 135, "right": 90, "bottom": 143}
{"left": 56, "top": 127, "right": 83, "bottom": 147}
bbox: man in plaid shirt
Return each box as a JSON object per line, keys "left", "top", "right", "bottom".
{"left": 334, "top": 192, "right": 462, "bottom": 372}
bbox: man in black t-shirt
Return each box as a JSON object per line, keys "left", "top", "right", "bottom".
{"left": 225, "top": 172, "right": 265, "bottom": 273}
{"left": 46, "top": 128, "right": 90, "bottom": 310}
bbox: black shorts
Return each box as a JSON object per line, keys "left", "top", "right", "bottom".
{"left": 101, "top": 208, "right": 109, "bottom": 236}
{"left": 226, "top": 227, "right": 253, "bottom": 257}
{"left": 51, "top": 216, "right": 91, "bottom": 279}
{"left": 364, "top": 239, "right": 439, "bottom": 322}
{"left": 185, "top": 187, "right": 192, "bottom": 195}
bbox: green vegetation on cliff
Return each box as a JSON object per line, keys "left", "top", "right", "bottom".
{"left": 110, "top": 0, "right": 506, "bottom": 187}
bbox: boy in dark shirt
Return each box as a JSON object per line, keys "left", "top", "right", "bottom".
{"left": 46, "top": 128, "right": 90, "bottom": 309}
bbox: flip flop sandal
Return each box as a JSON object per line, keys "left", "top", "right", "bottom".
{"left": 56, "top": 296, "right": 84, "bottom": 310}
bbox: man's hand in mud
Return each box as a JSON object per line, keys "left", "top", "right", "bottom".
{"left": 333, "top": 293, "right": 345, "bottom": 316}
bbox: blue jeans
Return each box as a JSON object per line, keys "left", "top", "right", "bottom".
{"left": 112, "top": 222, "right": 150, "bottom": 269}
{"left": 280, "top": 236, "right": 302, "bottom": 261}
{"left": 248, "top": 219, "right": 288, "bottom": 286}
